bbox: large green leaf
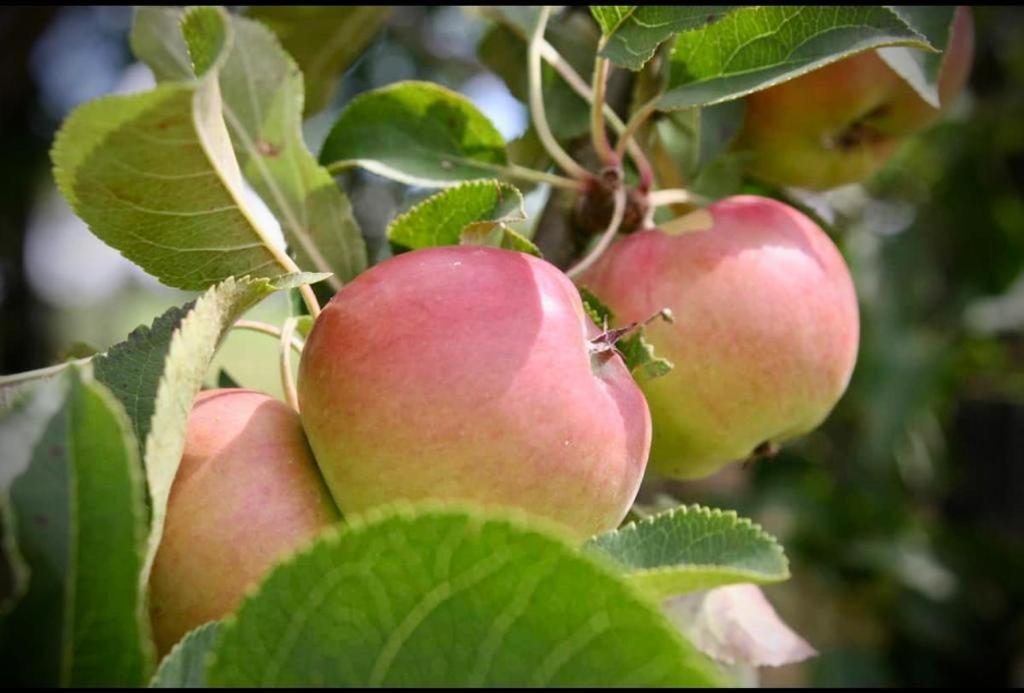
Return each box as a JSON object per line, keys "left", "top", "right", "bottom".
{"left": 658, "top": 6, "right": 936, "bottom": 111}
{"left": 53, "top": 8, "right": 297, "bottom": 291}
{"left": 247, "top": 6, "right": 391, "bottom": 116}
{"left": 131, "top": 7, "right": 367, "bottom": 289}
{"left": 877, "top": 6, "right": 958, "bottom": 108}
{"left": 387, "top": 179, "right": 530, "bottom": 253}
{"left": 207, "top": 505, "right": 725, "bottom": 687}
{"left": 319, "top": 81, "right": 508, "bottom": 188}
{"left": 591, "top": 6, "right": 739, "bottom": 71}
{"left": 0, "top": 368, "right": 152, "bottom": 686}
{"left": 584, "top": 505, "right": 789, "bottom": 599}
{"left": 150, "top": 622, "right": 221, "bottom": 688}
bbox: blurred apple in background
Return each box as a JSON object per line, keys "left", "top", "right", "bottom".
{"left": 734, "top": 6, "right": 975, "bottom": 190}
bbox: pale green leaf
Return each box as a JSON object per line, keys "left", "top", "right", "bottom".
{"left": 319, "top": 81, "right": 508, "bottom": 188}
{"left": 150, "top": 622, "right": 221, "bottom": 688}
{"left": 247, "top": 6, "right": 391, "bottom": 116}
{"left": 594, "top": 6, "right": 739, "bottom": 71}
{"left": 659, "top": 6, "right": 935, "bottom": 111}
{"left": 131, "top": 8, "right": 368, "bottom": 289}
{"left": 584, "top": 505, "right": 789, "bottom": 599}
{"left": 0, "top": 367, "right": 152, "bottom": 686}
{"left": 877, "top": 6, "right": 958, "bottom": 108}
{"left": 461, "top": 225, "right": 542, "bottom": 258}
{"left": 51, "top": 75, "right": 292, "bottom": 290}
{"left": 387, "top": 179, "right": 524, "bottom": 250}
{"left": 207, "top": 505, "right": 725, "bottom": 687}
{"left": 181, "top": 6, "right": 230, "bottom": 78}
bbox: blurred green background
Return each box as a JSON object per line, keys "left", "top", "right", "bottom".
{"left": 1, "top": 6, "right": 1021, "bottom": 687}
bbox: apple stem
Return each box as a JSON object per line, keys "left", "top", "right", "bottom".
{"left": 588, "top": 307, "right": 674, "bottom": 353}
{"left": 279, "top": 317, "right": 301, "bottom": 412}
{"left": 233, "top": 320, "right": 305, "bottom": 355}
{"left": 590, "top": 56, "right": 617, "bottom": 166}
{"left": 529, "top": 7, "right": 592, "bottom": 182}
{"left": 537, "top": 40, "right": 655, "bottom": 191}
{"left": 566, "top": 180, "right": 627, "bottom": 280}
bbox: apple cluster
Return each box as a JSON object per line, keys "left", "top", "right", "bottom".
{"left": 147, "top": 11, "right": 974, "bottom": 654}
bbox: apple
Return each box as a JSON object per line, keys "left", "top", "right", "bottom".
{"left": 148, "top": 388, "right": 340, "bottom": 656}
{"left": 297, "top": 245, "right": 651, "bottom": 539}
{"left": 578, "top": 195, "right": 860, "bottom": 480}
{"left": 734, "top": 6, "right": 974, "bottom": 190}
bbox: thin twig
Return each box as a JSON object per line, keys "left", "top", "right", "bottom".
{"left": 233, "top": 319, "right": 305, "bottom": 354}
{"left": 614, "top": 95, "right": 659, "bottom": 163}
{"left": 591, "top": 57, "right": 616, "bottom": 166}
{"left": 279, "top": 317, "right": 300, "bottom": 412}
{"left": 529, "top": 7, "right": 591, "bottom": 181}
{"left": 566, "top": 183, "right": 627, "bottom": 280}
{"left": 538, "top": 40, "right": 655, "bottom": 189}
{"left": 647, "top": 188, "right": 702, "bottom": 208}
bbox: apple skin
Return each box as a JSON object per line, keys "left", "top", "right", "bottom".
{"left": 579, "top": 195, "right": 860, "bottom": 480}
{"left": 297, "top": 245, "right": 652, "bottom": 539}
{"left": 148, "top": 388, "right": 340, "bottom": 656}
{"left": 735, "top": 6, "right": 974, "bottom": 190}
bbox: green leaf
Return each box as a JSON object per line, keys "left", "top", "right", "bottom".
{"left": 877, "top": 6, "right": 958, "bottom": 108}
{"left": 0, "top": 367, "right": 152, "bottom": 686}
{"left": 213, "top": 369, "right": 242, "bottom": 390}
{"left": 53, "top": 18, "right": 292, "bottom": 291}
{"left": 181, "top": 6, "right": 230, "bottom": 78}
{"left": 150, "top": 622, "right": 221, "bottom": 688}
{"left": 478, "top": 12, "right": 598, "bottom": 141}
{"left": 461, "top": 225, "right": 543, "bottom": 257}
{"left": 137, "top": 273, "right": 324, "bottom": 590}
{"left": 319, "top": 81, "right": 508, "bottom": 188}
{"left": 388, "top": 179, "right": 524, "bottom": 250}
{"left": 247, "top": 6, "right": 392, "bottom": 116}
{"left": 579, "top": 286, "right": 615, "bottom": 327}
{"left": 590, "top": 6, "right": 634, "bottom": 36}
{"left": 92, "top": 304, "right": 192, "bottom": 461}
{"left": 594, "top": 6, "right": 739, "bottom": 71}
{"left": 294, "top": 315, "right": 315, "bottom": 340}
{"left": 584, "top": 505, "right": 790, "bottom": 600}
{"left": 131, "top": 8, "right": 368, "bottom": 290}
{"left": 578, "top": 288, "right": 674, "bottom": 382}
{"left": 659, "top": 6, "right": 936, "bottom": 111}
{"left": 617, "top": 332, "right": 674, "bottom": 382}
{"left": 207, "top": 505, "right": 725, "bottom": 687}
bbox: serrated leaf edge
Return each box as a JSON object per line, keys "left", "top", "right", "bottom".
{"left": 591, "top": 503, "right": 790, "bottom": 582}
